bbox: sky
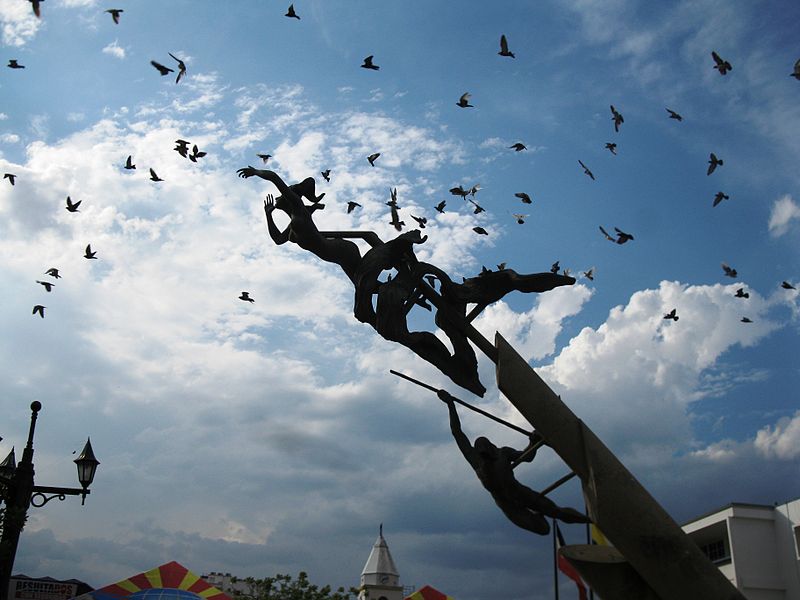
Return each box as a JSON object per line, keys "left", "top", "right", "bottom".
{"left": 1, "top": 1, "right": 799, "bottom": 599}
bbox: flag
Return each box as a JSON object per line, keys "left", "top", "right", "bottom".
{"left": 555, "top": 523, "right": 588, "bottom": 600}
{"left": 590, "top": 523, "right": 609, "bottom": 546}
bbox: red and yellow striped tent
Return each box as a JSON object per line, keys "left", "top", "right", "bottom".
{"left": 404, "top": 585, "right": 454, "bottom": 600}
{"left": 74, "top": 561, "right": 231, "bottom": 600}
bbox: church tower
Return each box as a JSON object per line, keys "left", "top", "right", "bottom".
{"left": 358, "top": 524, "right": 403, "bottom": 600}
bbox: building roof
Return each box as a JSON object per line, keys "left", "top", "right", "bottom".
{"left": 361, "top": 525, "right": 399, "bottom": 578}
{"left": 404, "top": 585, "right": 454, "bottom": 600}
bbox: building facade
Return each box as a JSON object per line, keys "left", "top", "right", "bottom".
{"left": 682, "top": 498, "right": 800, "bottom": 600}
{"left": 358, "top": 525, "right": 403, "bottom": 600}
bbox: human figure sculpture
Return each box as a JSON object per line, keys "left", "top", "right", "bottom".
{"left": 439, "top": 389, "right": 590, "bottom": 535}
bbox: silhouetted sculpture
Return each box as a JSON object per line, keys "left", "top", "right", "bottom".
{"left": 237, "top": 168, "right": 575, "bottom": 396}
{"left": 440, "top": 390, "right": 590, "bottom": 535}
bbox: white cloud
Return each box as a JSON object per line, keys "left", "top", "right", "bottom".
{"left": 754, "top": 410, "right": 800, "bottom": 459}
{"left": 0, "top": 133, "right": 20, "bottom": 144}
{"left": 101, "top": 40, "right": 125, "bottom": 59}
{"left": 0, "top": 1, "right": 41, "bottom": 46}
{"left": 768, "top": 194, "right": 800, "bottom": 237}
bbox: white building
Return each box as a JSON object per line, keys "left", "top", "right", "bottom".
{"left": 682, "top": 498, "right": 800, "bottom": 600}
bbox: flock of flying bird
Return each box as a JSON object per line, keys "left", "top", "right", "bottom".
{"left": 6, "top": 1, "right": 800, "bottom": 321}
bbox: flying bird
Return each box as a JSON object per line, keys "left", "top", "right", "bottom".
{"left": 663, "top": 308, "right": 679, "bottom": 322}
{"left": 4, "top": 173, "right": 16, "bottom": 185}
{"left": 469, "top": 199, "right": 484, "bottom": 214}
{"left": 782, "top": 281, "right": 796, "bottom": 290}
{"left": 65, "top": 196, "right": 81, "bottom": 212}
{"left": 44, "top": 268, "right": 61, "bottom": 279}
{"left": 367, "top": 152, "right": 380, "bottom": 166}
{"left": 578, "top": 160, "right": 595, "bottom": 180}
{"left": 512, "top": 213, "right": 528, "bottom": 224}
{"left": 169, "top": 53, "right": 187, "bottom": 84}
{"left": 411, "top": 215, "right": 427, "bottom": 228}
{"left": 472, "top": 226, "right": 488, "bottom": 235}
{"left": 389, "top": 204, "right": 404, "bottom": 231}
{"left": 707, "top": 153, "right": 723, "bottom": 175}
{"left": 666, "top": 108, "right": 683, "bottom": 121}
{"left": 434, "top": 200, "right": 446, "bottom": 213}
{"left": 791, "top": 59, "right": 800, "bottom": 80}
{"left": 105, "top": 9, "right": 123, "bottom": 24}
{"left": 149, "top": 168, "right": 164, "bottom": 182}
{"left": 712, "top": 191, "right": 729, "bottom": 207}
{"left": 582, "top": 268, "right": 595, "bottom": 281}
{"left": 509, "top": 142, "right": 526, "bottom": 152}
{"left": 734, "top": 288, "right": 749, "bottom": 299}
{"left": 449, "top": 185, "right": 469, "bottom": 199}
{"left": 610, "top": 105, "right": 624, "bottom": 132}
{"left": 285, "top": 4, "right": 300, "bottom": 19}
{"left": 32, "top": 305, "right": 45, "bottom": 318}
{"left": 239, "top": 292, "right": 254, "bottom": 303}
{"left": 29, "top": 0, "right": 42, "bottom": 18}
{"left": 321, "top": 169, "right": 331, "bottom": 182}
{"left": 387, "top": 187, "right": 399, "bottom": 208}
{"left": 515, "top": 192, "right": 532, "bottom": 204}
{"left": 124, "top": 155, "right": 135, "bottom": 170}
{"left": 36, "top": 280, "right": 54, "bottom": 292}
{"left": 550, "top": 261, "right": 560, "bottom": 274}
{"left": 150, "top": 60, "right": 174, "bottom": 76}
{"left": 605, "top": 142, "right": 617, "bottom": 155}
{"left": 189, "top": 144, "right": 206, "bottom": 162}
{"left": 456, "top": 92, "right": 473, "bottom": 108}
{"left": 711, "top": 51, "right": 732, "bottom": 75}
{"left": 257, "top": 154, "right": 272, "bottom": 164}
{"left": 84, "top": 244, "right": 97, "bottom": 259}
{"left": 346, "top": 201, "right": 362, "bottom": 214}
{"left": 174, "top": 139, "right": 190, "bottom": 157}
{"left": 7, "top": 60, "right": 25, "bottom": 69}
{"left": 740, "top": 317, "right": 753, "bottom": 323}
{"left": 721, "top": 263, "right": 737, "bottom": 278}
{"left": 361, "top": 55, "right": 379, "bottom": 70}
{"left": 599, "top": 226, "right": 633, "bottom": 244}
{"left": 498, "top": 34, "right": 515, "bottom": 58}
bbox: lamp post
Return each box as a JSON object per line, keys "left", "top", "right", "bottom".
{"left": 0, "top": 402, "right": 99, "bottom": 600}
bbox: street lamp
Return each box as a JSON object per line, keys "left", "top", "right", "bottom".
{"left": 0, "top": 402, "right": 99, "bottom": 600}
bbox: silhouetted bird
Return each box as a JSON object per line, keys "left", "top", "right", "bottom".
{"left": 515, "top": 192, "right": 532, "bottom": 204}
{"left": 65, "top": 196, "right": 81, "bottom": 212}
{"left": 457, "top": 92, "right": 473, "bottom": 108}
{"left": 150, "top": 60, "right": 174, "bottom": 76}
{"left": 347, "top": 201, "right": 361, "bottom": 214}
{"left": 189, "top": 145, "right": 206, "bottom": 162}
{"left": 361, "top": 55, "right": 379, "bottom": 70}
{"left": 4, "top": 173, "right": 16, "bottom": 185}
{"left": 791, "top": 59, "right": 800, "bottom": 80}
{"left": 712, "top": 191, "right": 729, "bottom": 207}
{"left": 7, "top": 60, "right": 24, "bottom": 69}
{"left": 367, "top": 152, "right": 380, "bottom": 166}
{"left": 740, "top": 317, "right": 753, "bottom": 323}
{"left": 321, "top": 169, "right": 331, "bottom": 182}
{"left": 610, "top": 105, "right": 624, "bottom": 132}
{"left": 285, "top": 4, "right": 300, "bottom": 19}
{"left": 389, "top": 204, "right": 404, "bottom": 231}
{"left": 239, "top": 292, "right": 254, "bottom": 303}
{"left": 124, "top": 155, "right": 135, "bottom": 169}
{"left": 36, "top": 280, "right": 54, "bottom": 292}
{"left": 149, "top": 168, "right": 164, "bottom": 182}
{"left": 252, "top": 154, "right": 270, "bottom": 165}
{"left": 469, "top": 199, "right": 484, "bottom": 214}
{"left": 105, "top": 9, "right": 123, "bottom": 24}
{"left": 169, "top": 53, "right": 187, "bottom": 84}
{"left": 579, "top": 160, "right": 595, "bottom": 180}
{"left": 711, "top": 51, "right": 732, "bottom": 75}
{"left": 28, "top": 0, "right": 42, "bottom": 18}
{"left": 32, "top": 305, "right": 45, "bottom": 318}
{"left": 174, "top": 139, "right": 190, "bottom": 157}
{"left": 513, "top": 213, "right": 528, "bottom": 224}
{"left": 663, "top": 308, "right": 679, "bottom": 321}
{"left": 734, "top": 288, "right": 749, "bottom": 298}
{"left": 599, "top": 226, "right": 633, "bottom": 244}
{"left": 84, "top": 244, "right": 97, "bottom": 259}
{"left": 434, "top": 200, "right": 446, "bottom": 213}
{"left": 583, "top": 268, "right": 595, "bottom": 281}
{"left": 666, "top": 108, "right": 683, "bottom": 121}
{"left": 707, "top": 153, "right": 723, "bottom": 175}
{"left": 44, "top": 268, "right": 61, "bottom": 279}
{"left": 782, "top": 281, "right": 796, "bottom": 290}
{"left": 510, "top": 142, "right": 526, "bottom": 152}
{"left": 387, "top": 187, "right": 399, "bottom": 207}
{"left": 550, "top": 261, "right": 560, "bottom": 274}
{"left": 450, "top": 185, "right": 469, "bottom": 199}
{"left": 498, "top": 34, "right": 515, "bottom": 58}
{"left": 472, "top": 226, "right": 488, "bottom": 235}
{"left": 721, "top": 263, "right": 737, "bottom": 278}
{"left": 605, "top": 142, "right": 617, "bottom": 155}
{"left": 411, "top": 215, "right": 427, "bottom": 228}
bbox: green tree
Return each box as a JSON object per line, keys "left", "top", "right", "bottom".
{"left": 231, "top": 572, "right": 359, "bottom": 600}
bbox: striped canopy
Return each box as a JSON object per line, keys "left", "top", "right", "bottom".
{"left": 404, "top": 585, "right": 454, "bottom": 600}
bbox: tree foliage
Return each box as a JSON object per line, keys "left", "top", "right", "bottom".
{"left": 231, "top": 572, "right": 359, "bottom": 600}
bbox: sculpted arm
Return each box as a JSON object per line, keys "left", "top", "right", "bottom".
{"left": 264, "top": 196, "right": 290, "bottom": 245}
{"left": 439, "top": 390, "right": 478, "bottom": 468}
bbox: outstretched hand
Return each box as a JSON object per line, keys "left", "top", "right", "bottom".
{"left": 437, "top": 389, "right": 456, "bottom": 405}
{"left": 264, "top": 194, "right": 276, "bottom": 216}
{"left": 237, "top": 166, "right": 259, "bottom": 179}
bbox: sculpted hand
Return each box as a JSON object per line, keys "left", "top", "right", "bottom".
{"left": 237, "top": 166, "right": 259, "bottom": 179}
{"left": 264, "top": 194, "right": 276, "bottom": 216}
{"left": 437, "top": 389, "right": 456, "bottom": 405}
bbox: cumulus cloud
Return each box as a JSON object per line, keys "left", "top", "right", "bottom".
{"left": 102, "top": 40, "right": 125, "bottom": 59}
{"left": 754, "top": 410, "right": 800, "bottom": 459}
{"left": 768, "top": 194, "right": 800, "bottom": 237}
{"left": 0, "top": 1, "right": 41, "bottom": 46}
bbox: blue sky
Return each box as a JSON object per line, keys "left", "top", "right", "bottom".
{"left": 1, "top": 1, "right": 799, "bottom": 599}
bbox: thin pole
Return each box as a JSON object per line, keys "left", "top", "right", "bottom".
{"left": 553, "top": 518, "right": 560, "bottom": 600}
{"left": 389, "top": 370, "right": 532, "bottom": 436}
{"left": 540, "top": 471, "right": 577, "bottom": 497}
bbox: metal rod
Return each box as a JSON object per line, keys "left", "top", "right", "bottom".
{"left": 510, "top": 436, "right": 546, "bottom": 468}
{"left": 540, "top": 471, "right": 577, "bottom": 497}
{"left": 389, "top": 370, "right": 532, "bottom": 436}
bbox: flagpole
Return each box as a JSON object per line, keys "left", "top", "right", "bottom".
{"left": 553, "top": 518, "right": 560, "bottom": 600}
{"left": 585, "top": 514, "right": 594, "bottom": 600}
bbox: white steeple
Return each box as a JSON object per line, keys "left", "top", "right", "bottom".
{"left": 358, "top": 524, "right": 403, "bottom": 600}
